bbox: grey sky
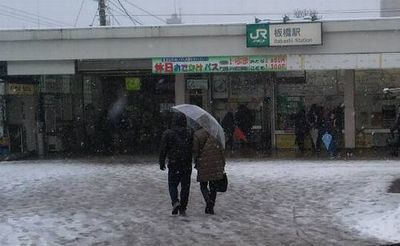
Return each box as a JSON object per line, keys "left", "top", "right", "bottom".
{"left": 0, "top": 0, "right": 380, "bottom": 29}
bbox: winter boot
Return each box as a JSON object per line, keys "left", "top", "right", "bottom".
{"left": 205, "top": 206, "right": 215, "bottom": 215}
{"left": 205, "top": 200, "right": 215, "bottom": 215}
{"left": 179, "top": 208, "right": 186, "bottom": 216}
{"left": 172, "top": 202, "right": 180, "bottom": 215}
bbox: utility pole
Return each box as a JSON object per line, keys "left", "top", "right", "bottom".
{"left": 98, "top": 0, "right": 107, "bottom": 26}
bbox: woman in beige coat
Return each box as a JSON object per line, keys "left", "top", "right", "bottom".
{"left": 193, "top": 127, "right": 226, "bottom": 214}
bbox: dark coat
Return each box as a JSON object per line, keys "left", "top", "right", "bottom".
{"left": 159, "top": 113, "right": 193, "bottom": 170}
{"left": 235, "top": 105, "right": 253, "bottom": 136}
{"left": 193, "top": 128, "right": 225, "bottom": 182}
{"left": 222, "top": 112, "right": 235, "bottom": 135}
{"left": 295, "top": 110, "right": 309, "bottom": 136}
{"left": 391, "top": 112, "right": 400, "bottom": 134}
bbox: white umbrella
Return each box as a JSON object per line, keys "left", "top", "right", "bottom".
{"left": 172, "top": 104, "right": 225, "bottom": 149}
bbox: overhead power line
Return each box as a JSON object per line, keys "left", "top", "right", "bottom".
{"left": 108, "top": 0, "right": 143, "bottom": 25}
{"left": 107, "top": 2, "right": 127, "bottom": 17}
{"left": 105, "top": 7, "right": 400, "bottom": 18}
{"left": 90, "top": 6, "right": 99, "bottom": 26}
{"left": 0, "top": 3, "right": 72, "bottom": 27}
{"left": 123, "top": 0, "right": 167, "bottom": 23}
{"left": 116, "top": 0, "right": 138, "bottom": 25}
{"left": 107, "top": 7, "right": 121, "bottom": 25}
{"left": 115, "top": 0, "right": 142, "bottom": 25}
{"left": 0, "top": 12, "right": 57, "bottom": 27}
{"left": 0, "top": 8, "right": 61, "bottom": 27}
{"left": 74, "top": 0, "right": 86, "bottom": 27}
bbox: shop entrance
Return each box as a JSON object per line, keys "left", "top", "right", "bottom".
{"left": 6, "top": 90, "right": 37, "bottom": 155}
{"left": 82, "top": 73, "right": 175, "bottom": 154}
{"left": 196, "top": 73, "right": 274, "bottom": 154}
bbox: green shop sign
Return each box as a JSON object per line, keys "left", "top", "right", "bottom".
{"left": 125, "top": 77, "right": 141, "bottom": 91}
{"left": 152, "top": 56, "right": 287, "bottom": 74}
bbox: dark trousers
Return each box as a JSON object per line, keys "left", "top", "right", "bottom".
{"left": 168, "top": 168, "right": 191, "bottom": 210}
{"left": 200, "top": 181, "right": 217, "bottom": 207}
{"left": 316, "top": 129, "right": 324, "bottom": 152}
{"left": 225, "top": 131, "right": 234, "bottom": 151}
{"left": 296, "top": 133, "right": 305, "bottom": 153}
{"left": 328, "top": 134, "right": 337, "bottom": 157}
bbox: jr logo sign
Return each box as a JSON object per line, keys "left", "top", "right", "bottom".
{"left": 246, "top": 24, "right": 270, "bottom": 47}
{"left": 250, "top": 29, "right": 268, "bottom": 40}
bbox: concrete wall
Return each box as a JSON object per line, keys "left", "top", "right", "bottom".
{"left": 0, "top": 19, "right": 400, "bottom": 62}
{"left": 381, "top": 0, "right": 400, "bottom": 17}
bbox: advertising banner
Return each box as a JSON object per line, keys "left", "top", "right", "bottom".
{"left": 152, "top": 55, "right": 287, "bottom": 74}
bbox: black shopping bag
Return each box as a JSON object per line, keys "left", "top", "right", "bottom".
{"left": 214, "top": 173, "right": 228, "bottom": 192}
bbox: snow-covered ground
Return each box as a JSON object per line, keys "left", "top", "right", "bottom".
{"left": 0, "top": 158, "right": 399, "bottom": 245}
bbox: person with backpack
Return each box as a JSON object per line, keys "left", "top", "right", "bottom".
{"left": 159, "top": 112, "right": 193, "bottom": 216}
{"left": 193, "top": 125, "right": 226, "bottom": 215}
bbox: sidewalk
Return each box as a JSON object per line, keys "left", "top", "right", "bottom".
{"left": 0, "top": 147, "right": 398, "bottom": 163}
{"left": 225, "top": 147, "right": 398, "bottom": 161}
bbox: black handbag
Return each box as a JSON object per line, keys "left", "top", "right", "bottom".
{"left": 214, "top": 173, "right": 228, "bottom": 192}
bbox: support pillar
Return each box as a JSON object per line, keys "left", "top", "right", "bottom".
{"left": 175, "top": 74, "right": 186, "bottom": 105}
{"left": 344, "top": 70, "right": 356, "bottom": 149}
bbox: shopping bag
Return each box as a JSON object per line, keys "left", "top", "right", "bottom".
{"left": 214, "top": 173, "right": 228, "bottom": 192}
{"left": 322, "top": 132, "right": 332, "bottom": 151}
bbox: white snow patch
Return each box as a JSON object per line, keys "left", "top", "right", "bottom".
{"left": 352, "top": 205, "right": 400, "bottom": 243}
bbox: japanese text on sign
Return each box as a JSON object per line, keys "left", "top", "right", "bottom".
{"left": 152, "top": 56, "right": 287, "bottom": 74}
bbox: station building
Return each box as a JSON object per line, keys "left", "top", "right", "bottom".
{"left": 0, "top": 18, "right": 400, "bottom": 156}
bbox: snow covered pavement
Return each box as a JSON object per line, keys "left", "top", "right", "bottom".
{"left": 1, "top": 158, "right": 399, "bottom": 245}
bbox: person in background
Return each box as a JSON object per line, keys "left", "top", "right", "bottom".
{"left": 159, "top": 112, "right": 193, "bottom": 216}
{"left": 193, "top": 119, "right": 226, "bottom": 215}
{"left": 235, "top": 104, "right": 253, "bottom": 138}
{"left": 221, "top": 111, "right": 235, "bottom": 151}
{"left": 294, "top": 109, "right": 309, "bottom": 154}
{"left": 307, "top": 104, "right": 324, "bottom": 153}
{"left": 325, "top": 110, "right": 338, "bottom": 158}
{"left": 390, "top": 106, "right": 400, "bottom": 156}
{"left": 84, "top": 104, "right": 96, "bottom": 153}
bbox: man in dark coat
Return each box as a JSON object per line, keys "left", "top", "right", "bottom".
{"left": 294, "top": 109, "right": 309, "bottom": 153}
{"left": 221, "top": 111, "right": 235, "bottom": 150}
{"left": 159, "top": 112, "right": 193, "bottom": 216}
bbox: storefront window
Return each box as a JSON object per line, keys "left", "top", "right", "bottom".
{"left": 355, "top": 69, "right": 400, "bottom": 130}
{"left": 276, "top": 70, "right": 344, "bottom": 131}
{"left": 208, "top": 73, "right": 272, "bottom": 150}
{"left": 40, "top": 75, "right": 83, "bottom": 153}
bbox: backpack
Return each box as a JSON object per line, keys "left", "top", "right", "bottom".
{"left": 170, "top": 128, "right": 192, "bottom": 162}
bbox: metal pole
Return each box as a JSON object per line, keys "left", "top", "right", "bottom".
{"left": 99, "top": 0, "right": 107, "bottom": 26}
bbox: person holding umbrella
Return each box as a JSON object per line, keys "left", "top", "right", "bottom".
{"left": 159, "top": 112, "right": 193, "bottom": 216}
{"left": 172, "top": 104, "right": 227, "bottom": 215}
{"left": 193, "top": 122, "right": 226, "bottom": 214}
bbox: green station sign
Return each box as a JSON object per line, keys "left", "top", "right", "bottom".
{"left": 247, "top": 22, "right": 322, "bottom": 47}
